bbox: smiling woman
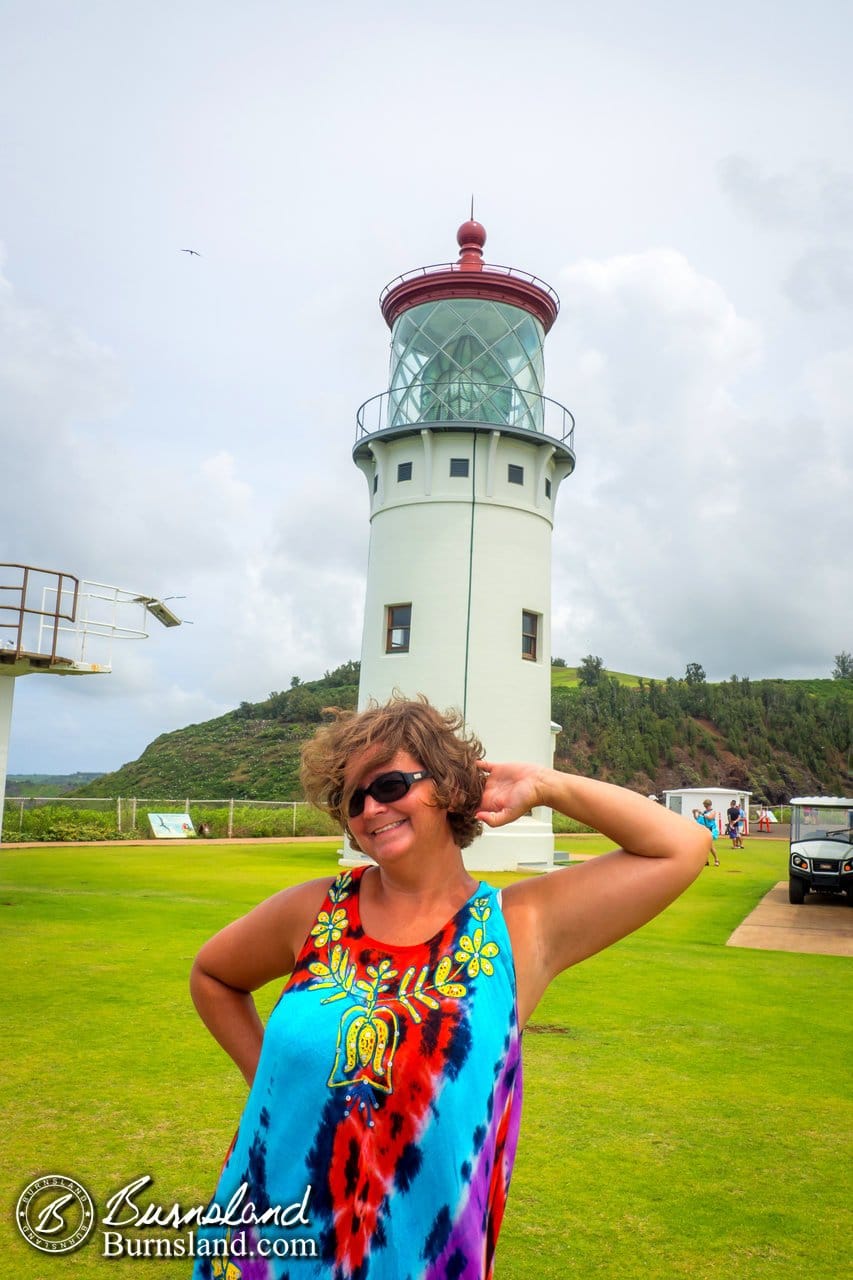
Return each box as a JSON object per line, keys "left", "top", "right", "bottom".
{"left": 189, "top": 695, "right": 708, "bottom": 1279}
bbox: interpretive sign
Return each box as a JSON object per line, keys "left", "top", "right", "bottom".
{"left": 147, "top": 813, "right": 195, "bottom": 838}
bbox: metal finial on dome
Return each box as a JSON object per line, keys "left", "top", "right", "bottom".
{"left": 456, "top": 217, "right": 486, "bottom": 270}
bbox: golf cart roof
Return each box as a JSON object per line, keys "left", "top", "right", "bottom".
{"left": 789, "top": 796, "right": 853, "bottom": 807}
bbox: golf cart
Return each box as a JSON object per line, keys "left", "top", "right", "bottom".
{"left": 788, "top": 796, "right": 853, "bottom": 905}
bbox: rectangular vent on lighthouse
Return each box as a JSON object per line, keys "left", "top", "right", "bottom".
{"left": 508, "top": 464, "right": 524, "bottom": 485}
{"left": 397, "top": 462, "right": 413, "bottom": 482}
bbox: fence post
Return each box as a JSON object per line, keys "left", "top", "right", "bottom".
{"left": 228, "top": 798, "right": 234, "bottom": 840}
{"left": 117, "top": 796, "right": 122, "bottom": 834}
{"left": 18, "top": 798, "right": 24, "bottom": 836}
{"left": 292, "top": 803, "right": 296, "bottom": 837}
{"left": 131, "top": 797, "right": 137, "bottom": 831}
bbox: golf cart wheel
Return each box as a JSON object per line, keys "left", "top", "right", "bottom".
{"left": 788, "top": 877, "right": 807, "bottom": 905}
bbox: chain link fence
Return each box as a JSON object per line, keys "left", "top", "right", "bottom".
{"left": 2, "top": 796, "right": 795, "bottom": 843}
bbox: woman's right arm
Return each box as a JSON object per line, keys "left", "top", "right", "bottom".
{"left": 190, "top": 877, "right": 332, "bottom": 1086}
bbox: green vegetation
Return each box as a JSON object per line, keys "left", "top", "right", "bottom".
{"left": 8, "top": 661, "right": 847, "bottom": 831}
{"left": 78, "top": 660, "right": 361, "bottom": 801}
{"left": 553, "top": 673, "right": 851, "bottom": 801}
{"left": 1, "top": 837, "right": 848, "bottom": 1278}
{"left": 550, "top": 664, "right": 641, "bottom": 689}
{"left": 1, "top": 800, "right": 340, "bottom": 843}
{"left": 832, "top": 650, "right": 852, "bottom": 680}
{"left": 5, "top": 771, "right": 103, "bottom": 797}
{"left": 6, "top": 660, "right": 845, "bottom": 829}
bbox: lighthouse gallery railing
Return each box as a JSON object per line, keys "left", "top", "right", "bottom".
{"left": 355, "top": 383, "right": 575, "bottom": 451}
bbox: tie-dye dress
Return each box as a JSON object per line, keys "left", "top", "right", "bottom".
{"left": 192, "top": 867, "right": 522, "bottom": 1280}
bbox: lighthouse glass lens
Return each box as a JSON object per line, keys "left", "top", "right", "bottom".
{"left": 388, "top": 300, "right": 545, "bottom": 431}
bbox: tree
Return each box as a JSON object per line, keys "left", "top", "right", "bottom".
{"left": 684, "top": 662, "right": 706, "bottom": 685}
{"left": 832, "top": 651, "right": 853, "bottom": 680}
{"left": 578, "top": 654, "right": 605, "bottom": 687}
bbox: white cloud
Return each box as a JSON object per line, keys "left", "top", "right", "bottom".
{"left": 785, "top": 248, "right": 853, "bottom": 310}
{"left": 0, "top": 246, "right": 125, "bottom": 445}
{"left": 556, "top": 250, "right": 760, "bottom": 477}
{"left": 548, "top": 249, "right": 851, "bottom": 680}
{"left": 718, "top": 156, "right": 853, "bottom": 235}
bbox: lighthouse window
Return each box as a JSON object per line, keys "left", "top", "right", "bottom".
{"left": 385, "top": 604, "right": 411, "bottom": 653}
{"left": 521, "top": 611, "right": 539, "bottom": 661}
{"left": 449, "top": 458, "right": 469, "bottom": 477}
{"left": 508, "top": 464, "right": 524, "bottom": 486}
{"left": 545, "top": 478, "right": 552, "bottom": 498}
{"left": 397, "top": 462, "right": 413, "bottom": 482}
{"left": 373, "top": 474, "right": 378, "bottom": 493}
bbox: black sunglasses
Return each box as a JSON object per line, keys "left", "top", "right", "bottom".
{"left": 347, "top": 770, "right": 431, "bottom": 818}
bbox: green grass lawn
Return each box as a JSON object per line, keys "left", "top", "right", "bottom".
{"left": 1, "top": 837, "right": 850, "bottom": 1278}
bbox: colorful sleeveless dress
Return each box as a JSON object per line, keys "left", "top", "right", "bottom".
{"left": 192, "top": 867, "right": 522, "bottom": 1280}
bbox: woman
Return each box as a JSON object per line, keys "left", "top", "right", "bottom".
{"left": 190, "top": 698, "right": 708, "bottom": 1279}
{"left": 699, "top": 799, "right": 721, "bottom": 865}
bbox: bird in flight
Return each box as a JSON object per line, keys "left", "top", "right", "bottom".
{"left": 180, "top": 248, "right": 201, "bottom": 256}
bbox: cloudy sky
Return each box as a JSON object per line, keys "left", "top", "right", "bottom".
{"left": 1, "top": 0, "right": 851, "bottom": 774}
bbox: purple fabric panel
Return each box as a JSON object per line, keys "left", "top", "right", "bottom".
{"left": 423, "top": 1032, "right": 522, "bottom": 1280}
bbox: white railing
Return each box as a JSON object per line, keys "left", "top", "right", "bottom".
{"left": 356, "top": 383, "right": 575, "bottom": 450}
{"left": 0, "top": 564, "right": 179, "bottom": 672}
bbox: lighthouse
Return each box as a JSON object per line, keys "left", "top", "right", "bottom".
{"left": 353, "top": 220, "right": 575, "bottom": 871}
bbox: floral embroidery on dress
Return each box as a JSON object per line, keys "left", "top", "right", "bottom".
{"left": 455, "top": 896, "right": 500, "bottom": 977}
{"left": 306, "top": 874, "right": 499, "bottom": 1121}
{"left": 310, "top": 907, "right": 348, "bottom": 948}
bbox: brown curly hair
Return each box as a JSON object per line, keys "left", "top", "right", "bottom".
{"left": 299, "top": 695, "right": 486, "bottom": 850}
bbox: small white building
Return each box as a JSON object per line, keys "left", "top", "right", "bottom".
{"left": 662, "top": 786, "right": 753, "bottom": 833}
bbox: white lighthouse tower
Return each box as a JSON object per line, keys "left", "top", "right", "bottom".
{"left": 353, "top": 219, "right": 575, "bottom": 871}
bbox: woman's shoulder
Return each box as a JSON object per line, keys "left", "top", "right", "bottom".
{"left": 252, "top": 875, "right": 341, "bottom": 952}
{"left": 276, "top": 873, "right": 342, "bottom": 917}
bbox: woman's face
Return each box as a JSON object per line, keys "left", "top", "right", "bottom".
{"left": 344, "top": 748, "right": 453, "bottom": 863}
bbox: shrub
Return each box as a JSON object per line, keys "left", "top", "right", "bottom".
{"left": 3, "top": 805, "right": 122, "bottom": 843}
{"left": 551, "top": 812, "right": 595, "bottom": 835}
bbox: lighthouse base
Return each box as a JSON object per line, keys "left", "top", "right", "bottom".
{"left": 461, "top": 812, "right": 556, "bottom": 872}
{"left": 338, "top": 810, "right": 556, "bottom": 874}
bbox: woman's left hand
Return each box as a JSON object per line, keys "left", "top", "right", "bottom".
{"left": 476, "top": 760, "right": 546, "bottom": 828}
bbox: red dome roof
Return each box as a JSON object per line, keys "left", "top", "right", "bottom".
{"left": 379, "top": 220, "right": 559, "bottom": 332}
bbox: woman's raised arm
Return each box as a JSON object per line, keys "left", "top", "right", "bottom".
{"left": 478, "top": 763, "right": 709, "bottom": 1024}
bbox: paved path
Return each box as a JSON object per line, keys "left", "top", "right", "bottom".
{"left": 727, "top": 881, "right": 853, "bottom": 958}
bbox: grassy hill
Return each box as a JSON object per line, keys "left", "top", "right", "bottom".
{"left": 74, "top": 661, "right": 852, "bottom": 805}
{"left": 550, "top": 665, "right": 641, "bottom": 689}
{"left": 79, "top": 662, "right": 361, "bottom": 801}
